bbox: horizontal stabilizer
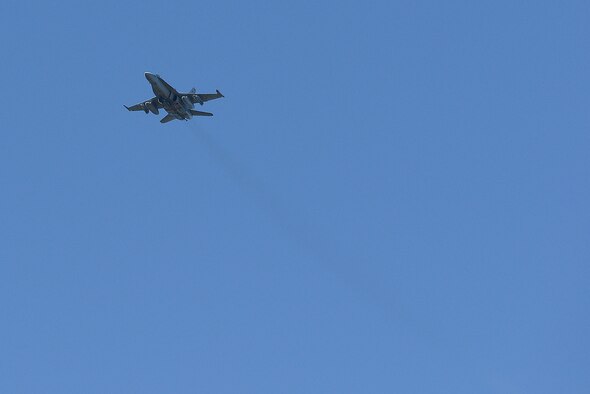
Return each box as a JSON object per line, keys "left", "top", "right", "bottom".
{"left": 189, "top": 109, "right": 213, "bottom": 116}
{"left": 160, "top": 114, "right": 176, "bottom": 123}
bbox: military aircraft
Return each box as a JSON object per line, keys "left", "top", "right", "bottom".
{"left": 125, "top": 72, "right": 224, "bottom": 123}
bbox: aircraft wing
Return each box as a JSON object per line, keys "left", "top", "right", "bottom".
{"left": 188, "top": 90, "right": 224, "bottom": 104}
{"left": 124, "top": 102, "right": 146, "bottom": 112}
{"left": 124, "top": 97, "right": 161, "bottom": 111}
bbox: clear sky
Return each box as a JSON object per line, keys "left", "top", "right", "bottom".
{"left": 1, "top": 1, "right": 589, "bottom": 393}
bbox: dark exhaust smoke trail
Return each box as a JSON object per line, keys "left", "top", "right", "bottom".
{"left": 184, "top": 125, "right": 488, "bottom": 383}
{"left": 188, "top": 127, "right": 310, "bottom": 252}
{"left": 186, "top": 126, "right": 400, "bottom": 312}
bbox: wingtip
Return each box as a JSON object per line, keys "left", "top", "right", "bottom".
{"left": 124, "top": 105, "right": 130, "bottom": 111}
{"left": 216, "top": 89, "right": 224, "bottom": 97}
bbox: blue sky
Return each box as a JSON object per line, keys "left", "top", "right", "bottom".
{"left": 1, "top": 1, "right": 589, "bottom": 392}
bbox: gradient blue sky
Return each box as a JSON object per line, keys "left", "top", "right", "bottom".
{"left": 1, "top": 1, "right": 589, "bottom": 393}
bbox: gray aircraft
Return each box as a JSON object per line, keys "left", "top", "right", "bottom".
{"left": 125, "top": 72, "right": 224, "bottom": 123}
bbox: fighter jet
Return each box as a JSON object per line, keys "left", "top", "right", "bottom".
{"left": 125, "top": 72, "right": 224, "bottom": 123}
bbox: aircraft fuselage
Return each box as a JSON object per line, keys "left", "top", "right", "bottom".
{"left": 145, "top": 72, "right": 194, "bottom": 120}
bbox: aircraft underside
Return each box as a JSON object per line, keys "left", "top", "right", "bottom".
{"left": 125, "top": 72, "right": 223, "bottom": 123}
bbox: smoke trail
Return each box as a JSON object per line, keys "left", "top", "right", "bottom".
{"left": 183, "top": 125, "right": 497, "bottom": 387}
{"left": 185, "top": 124, "right": 400, "bottom": 314}
{"left": 187, "top": 126, "right": 310, "bottom": 252}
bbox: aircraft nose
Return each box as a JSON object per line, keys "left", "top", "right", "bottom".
{"left": 144, "top": 72, "right": 154, "bottom": 80}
